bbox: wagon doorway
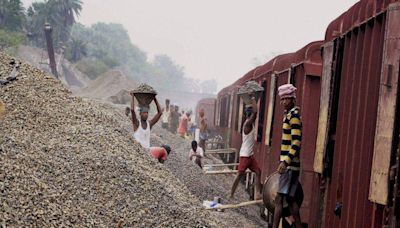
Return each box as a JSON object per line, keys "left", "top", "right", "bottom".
{"left": 313, "top": 37, "right": 345, "bottom": 228}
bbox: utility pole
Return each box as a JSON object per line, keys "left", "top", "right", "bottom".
{"left": 44, "top": 23, "right": 58, "bottom": 78}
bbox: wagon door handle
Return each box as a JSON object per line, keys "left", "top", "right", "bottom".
{"left": 383, "top": 64, "right": 393, "bottom": 88}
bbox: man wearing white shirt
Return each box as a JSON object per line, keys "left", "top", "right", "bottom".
{"left": 189, "top": 141, "right": 204, "bottom": 168}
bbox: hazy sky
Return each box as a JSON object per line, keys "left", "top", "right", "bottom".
{"left": 22, "top": 0, "right": 358, "bottom": 89}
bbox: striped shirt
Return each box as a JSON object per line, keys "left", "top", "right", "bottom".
{"left": 280, "top": 107, "right": 302, "bottom": 170}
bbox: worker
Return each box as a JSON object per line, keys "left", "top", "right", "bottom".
{"left": 130, "top": 92, "right": 162, "bottom": 149}
{"left": 150, "top": 145, "right": 171, "bottom": 164}
{"left": 198, "top": 109, "right": 208, "bottom": 152}
{"left": 230, "top": 96, "right": 262, "bottom": 200}
{"left": 161, "top": 99, "right": 171, "bottom": 129}
{"left": 188, "top": 112, "right": 196, "bottom": 139}
{"left": 125, "top": 107, "right": 131, "bottom": 118}
{"left": 170, "top": 105, "right": 180, "bottom": 134}
{"left": 273, "top": 84, "right": 302, "bottom": 228}
{"left": 189, "top": 140, "right": 204, "bottom": 168}
{"left": 178, "top": 112, "right": 190, "bottom": 138}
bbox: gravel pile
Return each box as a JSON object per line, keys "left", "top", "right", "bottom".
{"left": 76, "top": 70, "right": 137, "bottom": 101}
{"left": 0, "top": 52, "right": 222, "bottom": 227}
{"left": 238, "top": 81, "right": 264, "bottom": 95}
{"left": 132, "top": 83, "right": 157, "bottom": 94}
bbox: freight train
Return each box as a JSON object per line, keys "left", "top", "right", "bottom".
{"left": 201, "top": 1, "right": 400, "bottom": 227}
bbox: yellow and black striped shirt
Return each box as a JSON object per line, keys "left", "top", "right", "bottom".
{"left": 280, "top": 106, "right": 302, "bottom": 170}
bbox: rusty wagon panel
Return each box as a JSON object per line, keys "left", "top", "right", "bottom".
{"left": 318, "top": 1, "right": 399, "bottom": 227}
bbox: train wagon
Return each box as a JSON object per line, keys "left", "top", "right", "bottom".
{"left": 252, "top": 42, "right": 323, "bottom": 227}
{"left": 210, "top": 0, "right": 400, "bottom": 227}
{"left": 214, "top": 40, "right": 324, "bottom": 226}
{"left": 314, "top": 0, "right": 400, "bottom": 227}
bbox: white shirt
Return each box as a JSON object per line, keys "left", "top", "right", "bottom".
{"left": 162, "top": 109, "right": 170, "bottom": 123}
{"left": 239, "top": 126, "right": 255, "bottom": 157}
{"left": 189, "top": 147, "right": 204, "bottom": 161}
{"left": 134, "top": 121, "right": 151, "bottom": 149}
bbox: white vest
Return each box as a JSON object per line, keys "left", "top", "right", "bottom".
{"left": 134, "top": 121, "right": 150, "bottom": 149}
{"left": 162, "top": 109, "right": 170, "bottom": 123}
{"left": 239, "top": 126, "right": 255, "bottom": 157}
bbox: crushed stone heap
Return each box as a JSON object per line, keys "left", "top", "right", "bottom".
{"left": 0, "top": 52, "right": 220, "bottom": 227}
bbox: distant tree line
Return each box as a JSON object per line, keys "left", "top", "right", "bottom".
{"left": 0, "top": 0, "right": 218, "bottom": 94}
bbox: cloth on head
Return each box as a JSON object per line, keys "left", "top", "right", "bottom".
{"left": 245, "top": 106, "right": 253, "bottom": 116}
{"left": 278, "top": 84, "right": 297, "bottom": 99}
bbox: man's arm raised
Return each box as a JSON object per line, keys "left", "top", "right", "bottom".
{"left": 150, "top": 97, "right": 162, "bottom": 129}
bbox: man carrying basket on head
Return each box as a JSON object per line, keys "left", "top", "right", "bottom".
{"left": 130, "top": 85, "right": 162, "bottom": 150}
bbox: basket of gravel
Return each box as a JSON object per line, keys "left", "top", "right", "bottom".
{"left": 237, "top": 81, "right": 264, "bottom": 105}
{"left": 132, "top": 83, "right": 157, "bottom": 107}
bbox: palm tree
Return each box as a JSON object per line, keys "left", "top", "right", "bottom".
{"left": 68, "top": 37, "right": 87, "bottom": 62}
{"left": 53, "top": 0, "right": 82, "bottom": 27}
{"left": 27, "top": 0, "right": 83, "bottom": 48}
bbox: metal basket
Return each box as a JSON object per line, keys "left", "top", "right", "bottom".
{"left": 262, "top": 172, "right": 304, "bottom": 216}
{"left": 237, "top": 90, "right": 263, "bottom": 105}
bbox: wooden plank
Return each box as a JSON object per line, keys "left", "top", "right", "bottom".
{"left": 228, "top": 93, "right": 234, "bottom": 128}
{"left": 237, "top": 99, "right": 243, "bottom": 132}
{"left": 369, "top": 2, "right": 400, "bottom": 205}
{"left": 206, "top": 148, "right": 237, "bottom": 154}
{"left": 205, "top": 200, "right": 263, "bottom": 210}
{"left": 313, "top": 41, "right": 335, "bottom": 173}
{"left": 216, "top": 97, "right": 220, "bottom": 126}
{"left": 204, "top": 163, "right": 240, "bottom": 167}
{"left": 204, "top": 170, "right": 252, "bottom": 175}
{"left": 265, "top": 74, "right": 276, "bottom": 146}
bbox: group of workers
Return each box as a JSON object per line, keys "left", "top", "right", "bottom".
{"left": 161, "top": 99, "right": 195, "bottom": 138}
{"left": 128, "top": 82, "right": 302, "bottom": 227}
{"left": 127, "top": 93, "right": 208, "bottom": 167}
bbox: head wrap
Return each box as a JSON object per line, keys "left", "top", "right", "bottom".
{"left": 278, "top": 84, "right": 297, "bottom": 99}
{"left": 245, "top": 106, "right": 253, "bottom": 116}
{"left": 161, "top": 145, "right": 171, "bottom": 154}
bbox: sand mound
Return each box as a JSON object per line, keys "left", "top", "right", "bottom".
{"left": 77, "top": 70, "right": 137, "bottom": 102}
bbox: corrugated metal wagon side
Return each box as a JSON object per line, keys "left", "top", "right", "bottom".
{"left": 314, "top": 1, "right": 400, "bottom": 227}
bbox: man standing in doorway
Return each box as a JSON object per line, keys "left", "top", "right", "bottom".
{"left": 273, "top": 84, "right": 302, "bottom": 228}
{"left": 230, "top": 96, "right": 262, "bottom": 199}
{"left": 130, "top": 93, "right": 162, "bottom": 149}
